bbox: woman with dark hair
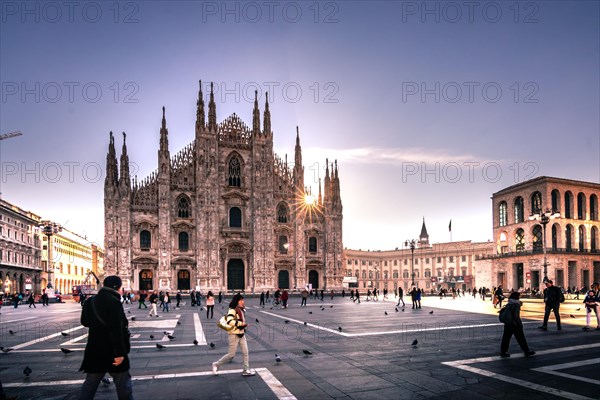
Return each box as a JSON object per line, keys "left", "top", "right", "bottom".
{"left": 500, "top": 292, "right": 536, "bottom": 358}
{"left": 212, "top": 294, "right": 255, "bottom": 376}
{"left": 206, "top": 291, "right": 215, "bottom": 319}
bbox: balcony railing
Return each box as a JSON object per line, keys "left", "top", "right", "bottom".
{"left": 482, "top": 247, "right": 600, "bottom": 259}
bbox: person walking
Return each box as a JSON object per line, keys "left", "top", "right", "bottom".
{"left": 494, "top": 286, "right": 505, "bottom": 309}
{"left": 175, "top": 291, "right": 182, "bottom": 308}
{"left": 582, "top": 289, "right": 600, "bottom": 330}
{"left": 196, "top": 291, "right": 202, "bottom": 308}
{"left": 138, "top": 292, "right": 147, "bottom": 309}
{"left": 148, "top": 291, "right": 159, "bottom": 317}
{"left": 27, "top": 292, "right": 36, "bottom": 308}
{"left": 212, "top": 294, "right": 255, "bottom": 376}
{"left": 281, "top": 290, "right": 289, "bottom": 309}
{"left": 259, "top": 291, "right": 265, "bottom": 307}
{"left": 499, "top": 292, "right": 536, "bottom": 358}
{"left": 354, "top": 289, "right": 360, "bottom": 303}
{"left": 539, "top": 279, "right": 563, "bottom": 331}
{"left": 396, "top": 287, "right": 405, "bottom": 307}
{"left": 162, "top": 292, "right": 171, "bottom": 312}
{"left": 78, "top": 276, "right": 133, "bottom": 400}
{"left": 206, "top": 291, "right": 215, "bottom": 319}
{"left": 218, "top": 290, "right": 223, "bottom": 304}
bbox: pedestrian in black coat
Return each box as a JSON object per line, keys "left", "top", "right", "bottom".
{"left": 500, "top": 292, "right": 535, "bottom": 358}
{"left": 78, "top": 276, "right": 133, "bottom": 400}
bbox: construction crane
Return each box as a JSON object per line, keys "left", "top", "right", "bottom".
{"left": 0, "top": 131, "right": 23, "bottom": 199}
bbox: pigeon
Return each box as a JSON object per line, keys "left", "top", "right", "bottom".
{"left": 0, "top": 347, "right": 13, "bottom": 353}
{"left": 131, "top": 317, "right": 136, "bottom": 321}
{"left": 308, "top": 311, "right": 313, "bottom": 314}
{"left": 23, "top": 366, "right": 32, "bottom": 377}
{"left": 60, "top": 348, "right": 73, "bottom": 354}
{"left": 429, "top": 311, "right": 434, "bottom": 314}
{"left": 330, "top": 305, "right": 333, "bottom": 308}
{"left": 304, "top": 322, "right": 307, "bottom": 325}
{"left": 270, "top": 307, "right": 273, "bottom": 310}
{"left": 9, "top": 330, "right": 15, "bottom": 335}
{"left": 570, "top": 314, "right": 576, "bottom": 318}
{"left": 255, "top": 318, "right": 260, "bottom": 323}
{"left": 193, "top": 340, "right": 198, "bottom": 345}
{"left": 163, "top": 331, "right": 169, "bottom": 335}
{"left": 395, "top": 308, "right": 399, "bottom": 312}
{"left": 384, "top": 311, "right": 388, "bottom": 315}
{"left": 338, "top": 327, "right": 342, "bottom": 332}
{"left": 167, "top": 335, "right": 176, "bottom": 340}
{"left": 210, "top": 342, "right": 215, "bottom": 348}
{"left": 576, "top": 308, "right": 581, "bottom": 311}
{"left": 101, "top": 377, "right": 110, "bottom": 386}
{"left": 302, "top": 350, "right": 313, "bottom": 355}
{"left": 402, "top": 309, "right": 405, "bottom": 312}
{"left": 61, "top": 332, "right": 69, "bottom": 337}
{"left": 128, "top": 310, "right": 131, "bottom": 313}
{"left": 275, "top": 354, "right": 281, "bottom": 362}
{"left": 177, "top": 321, "right": 181, "bottom": 325}
{"left": 150, "top": 335, "right": 154, "bottom": 339}
{"left": 411, "top": 339, "right": 418, "bottom": 347}
{"left": 156, "top": 343, "right": 165, "bottom": 350}
{"left": 284, "top": 320, "right": 290, "bottom": 324}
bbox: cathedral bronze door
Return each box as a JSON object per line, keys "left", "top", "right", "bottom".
{"left": 177, "top": 270, "right": 190, "bottom": 290}
{"left": 139, "top": 269, "right": 153, "bottom": 290}
{"left": 308, "top": 270, "right": 319, "bottom": 289}
{"left": 227, "top": 259, "right": 245, "bottom": 291}
{"left": 278, "top": 270, "right": 289, "bottom": 289}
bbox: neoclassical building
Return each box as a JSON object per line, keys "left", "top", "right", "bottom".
{"left": 104, "top": 82, "right": 343, "bottom": 293}
{"left": 487, "top": 176, "right": 600, "bottom": 290}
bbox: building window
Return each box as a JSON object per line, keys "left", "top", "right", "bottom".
{"left": 393, "top": 270, "right": 398, "bottom": 279}
{"left": 424, "top": 269, "right": 431, "bottom": 278}
{"left": 461, "top": 255, "right": 466, "bottom": 262}
{"left": 309, "top": 237, "right": 317, "bottom": 253}
{"left": 577, "top": 193, "right": 586, "bottom": 220}
{"left": 229, "top": 207, "right": 242, "bottom": 228}
{"left": 179, "top": 232, "right": 189, "bottom": 251}
{"left": 514, "top": 197, "right": 524, "bottom": 223}
{"left": 228, "top": 156, "right": 241, "bottom": 187}
{"left": 565, "top": 192, "right": 573, "bottom": 218}
{"left": 531, "top": 191, "right": 542, "bottom": 214}
{"left": 591, "top": 227, "right": 598, "bottom": 251}
{"left": 551, "top": 189, "right": 561, "bottom": 213}
{"left": 277, "top": 204, "right": 289, "bottom": 223}
{"left": 140, "top": 230, "right": 151, "bottom": 250}
{"left": 394, "top": 260, "right": 397, "bottom": 266}
{"left": 532, "top": 225, "right": 543, "bottom": 252}
{"left": 279, "top": 235, "right": 288, "bottom": 253}
{"left": 499, "top": 201, "right": 508, "bottom": 227}
{"left": 437, "top": 257, "right": 441, "bottom": 263}
{"left": 515, "top": 228, "right": 525, "bottom": 252}
{"left": 362, "top": 271, "right": 366, "bottom": 279}
{"left": 449, "top": 256, "right": 454, "bottom": 263}
{"left": 384, "top": 270, "right": 388, "bottom": 279}
{"left": 566, "top": 225, "right": 573, "bottom": 250}
{"left": 403, "top": 270, "right": 409, "bottom": 278}
{"left": 591, "top": 195, "right": 598, "bottom": 221}
{"left": 178, "top": 197, "right": 190, "bottom": 218}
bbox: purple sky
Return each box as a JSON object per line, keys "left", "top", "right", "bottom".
{"left": 1, "top": 1, "right": 598, "bottom": 250}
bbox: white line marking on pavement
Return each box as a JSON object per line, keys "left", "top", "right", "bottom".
{"left": 259, "top": 311, "right": 349, "bottom": 336}
{"left": 442, "top": 343, "right": 600, "bottom": 400}
{"left": 194, "top": 313, "right": 207, "bottom": 345}
{"left": 3, "top": 367, "right": 296, "bottom": 399}
{"left": 11, "top": 325, "right": 87, "bottom": 350}
{"left": 0, "top": 317, "right": 36, "bottom": 323}
{"left": 62, "top": 333, "right": 88, "bottom": 345}
{"left": 532, "top": 358, "right": 600, "bottom": 385}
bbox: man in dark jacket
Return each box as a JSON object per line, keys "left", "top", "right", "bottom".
{"left": 539, "top": 279, "right": 563, "bottom": 331}
{"left": 78, "top": 276, "right": 133, "bottom": 400}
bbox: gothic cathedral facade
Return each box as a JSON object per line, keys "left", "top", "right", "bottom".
{"left": 103, "top": 82, "right": 343, "bottom": 293}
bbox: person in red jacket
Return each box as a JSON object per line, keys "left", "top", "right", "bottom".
{"left": 281, "top": 290, "right": 289, "bottom": 309}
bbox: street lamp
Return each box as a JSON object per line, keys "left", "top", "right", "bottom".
{"left": 405, "top": 239, "right": 417, "bottom": 287}
{"left": 529, "top": 208, "right": 560, "bottom": 283}
{"left": 40, "top": 221, "right": 62, "bottom": 290}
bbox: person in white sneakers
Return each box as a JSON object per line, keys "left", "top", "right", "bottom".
{"left": 582, "top": 289, "right": 600, "bottom": 330}
{"left": 212, "top": 294, "right": 255, "bottom": 376}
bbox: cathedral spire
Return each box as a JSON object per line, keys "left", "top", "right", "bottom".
{"left": 196, "top": 80, "right": 205, "bottom": 132}
{"left": 104, "top": 131, "right": 118, "bottom": 192}
{"left": 160, "top": 106, "right": 169, "bottom": 152}
{"left": 324, "top": 158, "right": 331, "bottom": 201}
{"left": 119, "top": 131, "right": 130, "bottom": 194}
{"left": 208, "top": 82, "right": 217, "bottom": 131}
{"left": 252, "top": 90, "right": 260, "bottom": 135}
{"left": 294, "top": 126, "right": 303, "bottom": 188}
{"left": 318, "top": 178, "right": 322, "bottom": 206}
{"left": 263, "top": 92, "right": 271, "bottom": 134}
{"left": 419, "top": 217, "right": 430, "bottom": 245}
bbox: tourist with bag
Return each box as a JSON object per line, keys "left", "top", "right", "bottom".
{"left": 212, "top": 294, "right": 255, "bottom": 376}
{"left": 499, "top": 292, "right": 535, "bottom": 358}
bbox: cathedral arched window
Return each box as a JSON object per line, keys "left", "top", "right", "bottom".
{"left": 228, "top": 156, "right": 241, "bottom": 187}
{"left": 279, "top": 235, "right": 288, "bottom": 254}
{"left": 140, "top": 230, "right": 151, "bottom": 250}
{"left": 515, "top": 228, "right": 525, "bottom": 252}
{"left": 531, "top": 191, "right": 542, "bottom": 214}
{"left": 514, "top": 197, "right": 524, "bottom": 223}
{"left": 499, "top": 201, "right": 507, "bottom": 227}
{"left": 532, "top": 225, "right": 542, "bottom": 252}
{"left": 229, "top": 207, "right": 242, "bottom": 228}
{"left": 308, "top": 236, "right": 317, "bottom": 253}
{"left": 178, "top": 197, "right": 190, "bottom": 218}
{"left": 277, "top": 203, "right": 289, "bottom": 223}
{"left": 179, "top": 232, "right": 189, "bottom": 251}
